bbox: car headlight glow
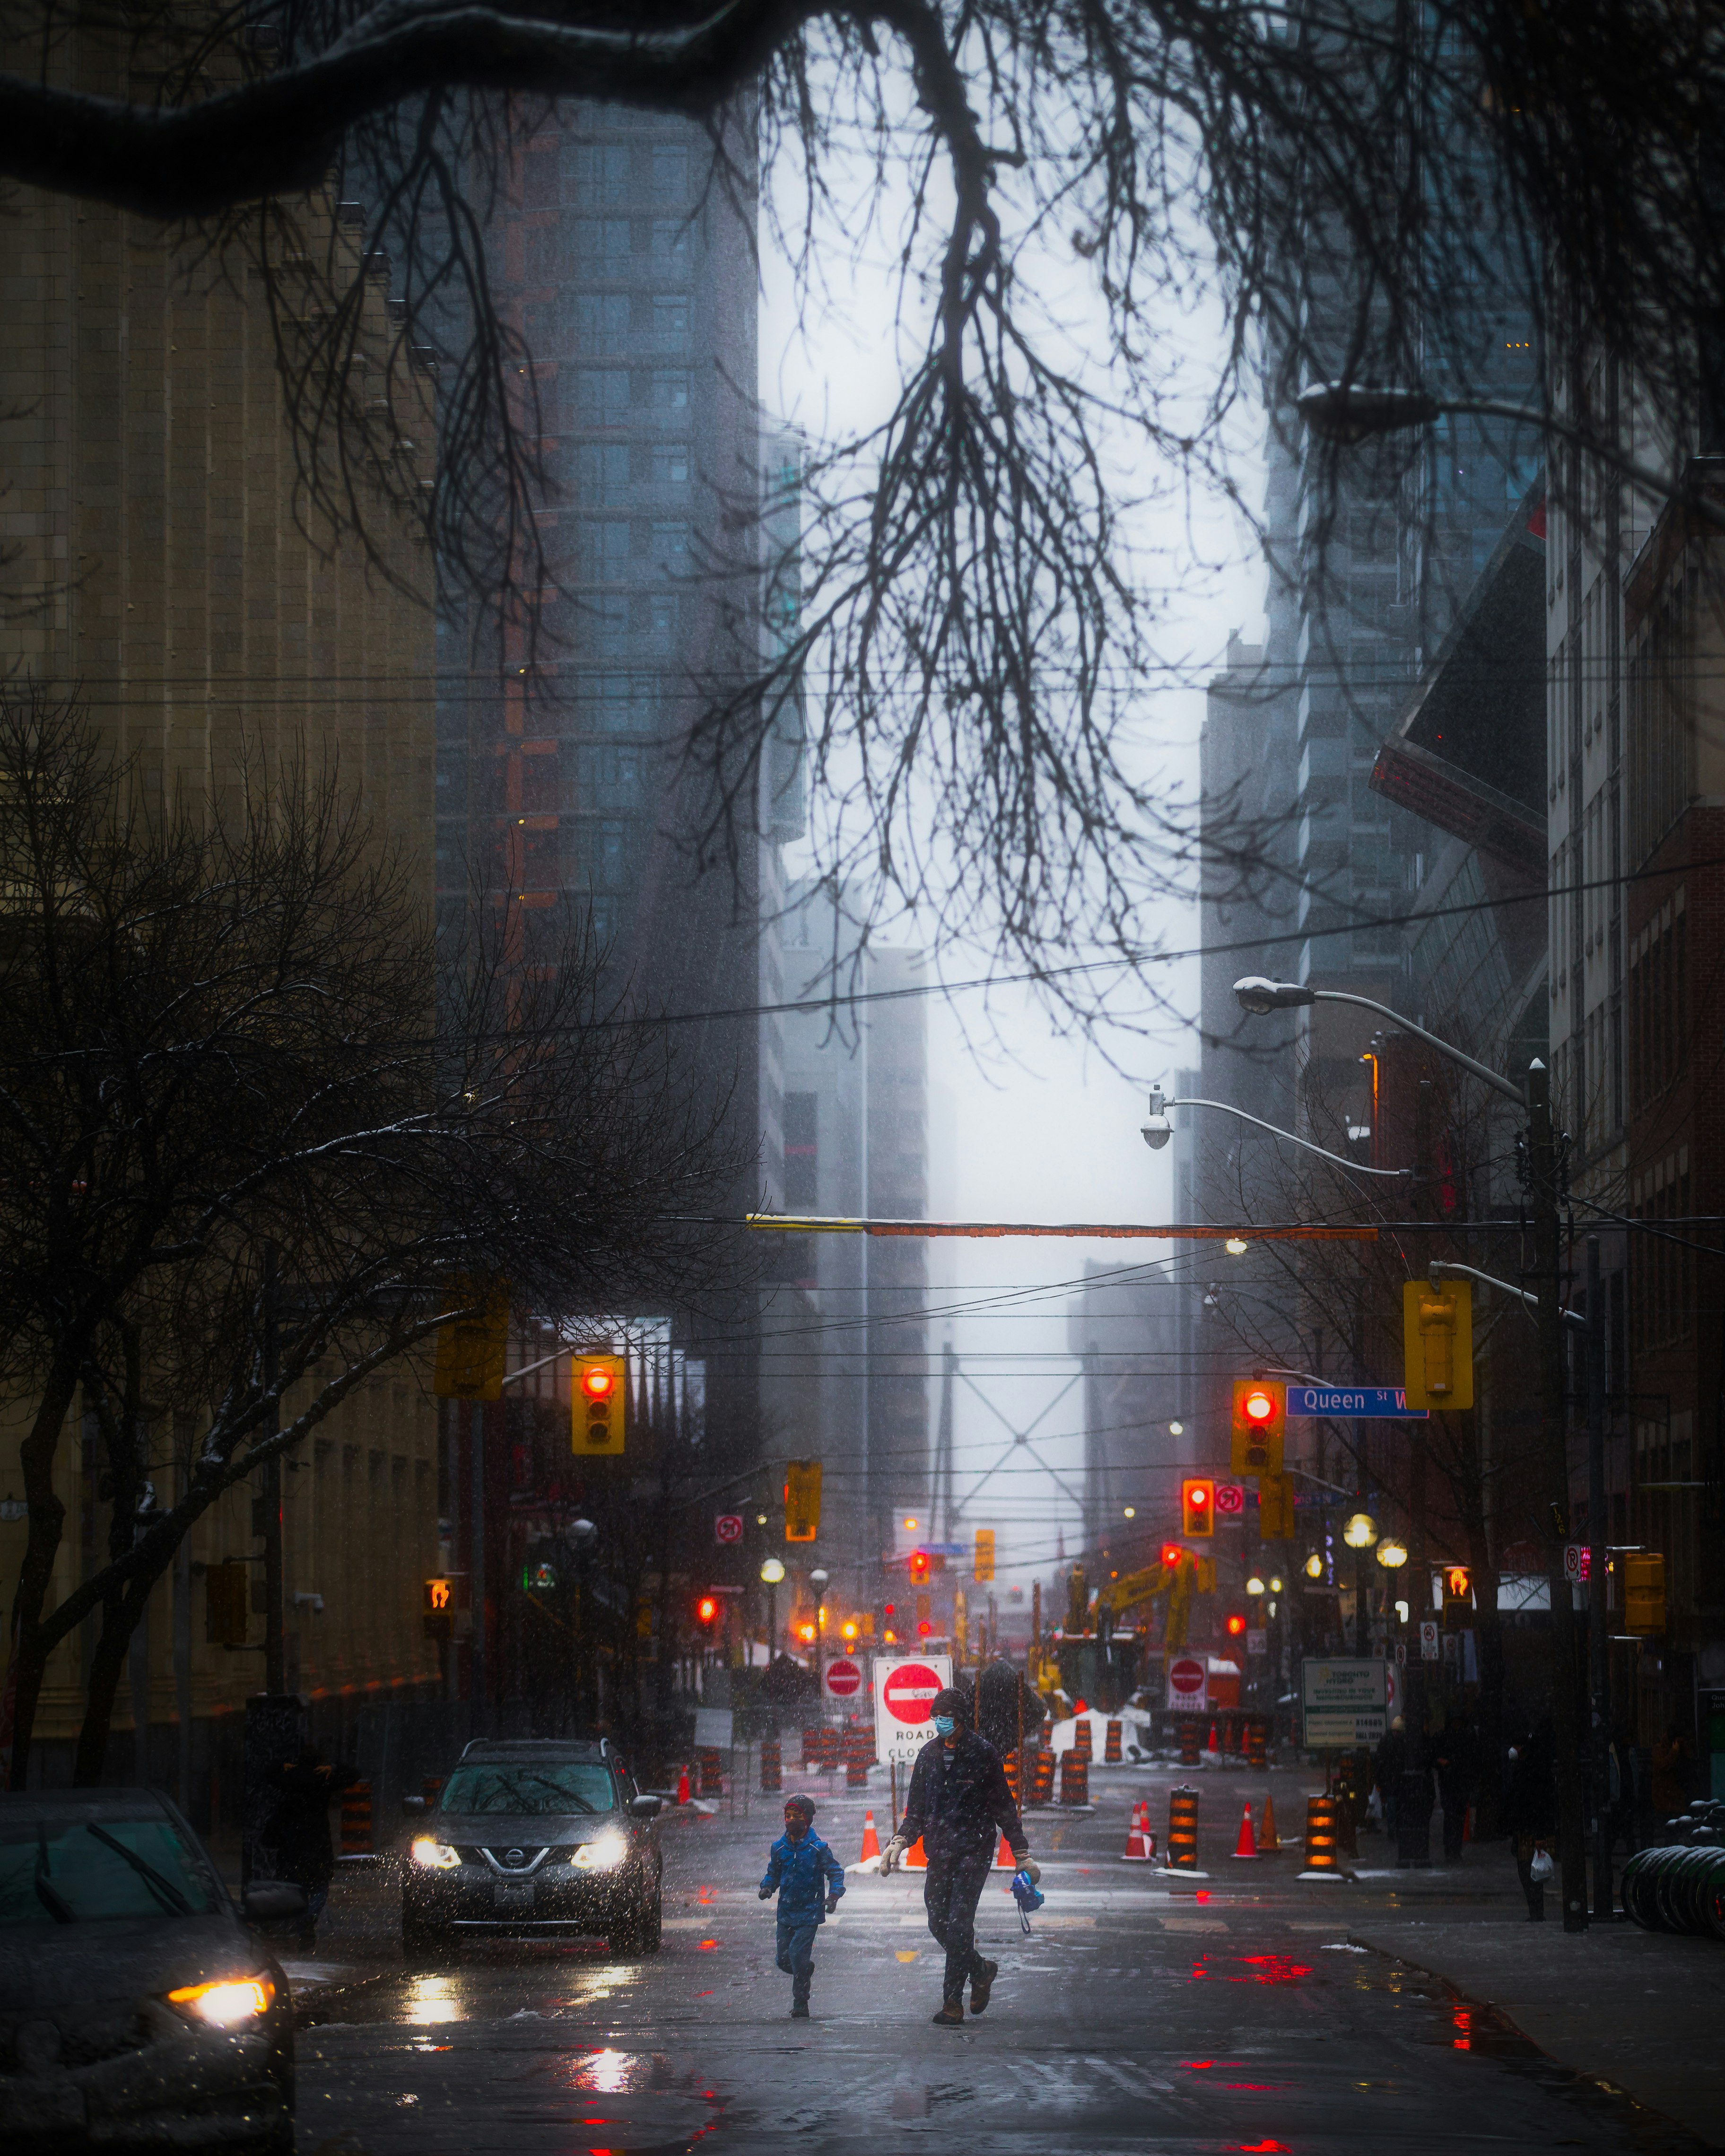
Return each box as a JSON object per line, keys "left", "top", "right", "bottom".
{"left": 572, "top": 1831, "right": 628, "bottom": 1871}
{"left": 411, "top": 1836, "right": 462, "bottom": 1869}
{"left": 166, "top": 1976, "right": 275, "bottom": 2027}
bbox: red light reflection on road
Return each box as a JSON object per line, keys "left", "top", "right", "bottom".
{"left": 1453, "top": 2008, "right": 1472, "bottom": 2051}
{"left": 1238, "top": 2141, "right": 1290, "bottom": 2152}
{"left": 1190, "top": 1954, "right": 1313, "bottom": 1985}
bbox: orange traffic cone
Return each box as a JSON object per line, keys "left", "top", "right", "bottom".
{"left": 993, "top": 1832, "right": 1016, "bottom": 1869}
{"left": 676, "top": 1765, "right": 691, "bottom": 1805}
{"left": 906, "top": 1836, "right": 927, "bottom": 1869}
{"left": 1207, "top": 1721, "right": 1220, "bottom": 1754}
{"left": 1232, "top": 1798, "right": 1259, "bottom": 1860}
{"left": 1122, "top": 1801, "right": 1155, "bottom": 1861}
{"left": 859, "top": 1810, "right": 881, "bottom": 1864}
{"left": 1258, "top": 1794, "right": 1281, "bottom": 1854}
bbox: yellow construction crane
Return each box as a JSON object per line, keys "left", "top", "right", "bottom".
{"left": 1093, "top": 1550, "right": 1214, "bottom": 1652}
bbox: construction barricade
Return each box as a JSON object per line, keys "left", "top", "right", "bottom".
{"left": 1166, "top": 1786, "right": 1199, "bottom": 1870}
{"left": 340, "top": 1782, "right": 372, "bottom": 1857}
{"left": 843, "top": 1727, "right": 872, "bottom": 1788}
{"left": 698, "top": 1747, "right": 723, "bottom": 1798}
{"left": 1104, "top": 1719, "right": 1123, "bottom": 1763}
{"left": 1059, "top": 1753, "right": 1091, "bottom": 1807}
{"left": 1302, "top": 1794, "right": 1343, "bottom": 1877}
{"left": 1029, "top": 1748, "right": 1056, "bottom": 1807}
{"left": 1246, "top": 1718, "right": 1268, "bottom": 1770}
{"left": 760, "top": 1738, "right": 782, "bottom": 1793}
{"left": 1178, "top": 1720, "right": 1201, "bottom": 1767}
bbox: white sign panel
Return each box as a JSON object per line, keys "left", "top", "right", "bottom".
{"left": 1419, "top": 1620, "right": 1441, "bottom": 1662}
{"left": 1165, "top": 1654, "right": 1208, "bottom": 1712}
{"left": 872, "top": 1653, "right": 953, "bottom": 1766}
{"left": 693, "top": 1707, "right": 734, "bottom": 1750}
{"left": 1301, "top": 1657, "right": 1389, "bottom": 1747}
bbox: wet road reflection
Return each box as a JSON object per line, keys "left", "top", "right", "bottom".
{"left": 294, "top": 1807, "right": 1706, "bottom": 2156}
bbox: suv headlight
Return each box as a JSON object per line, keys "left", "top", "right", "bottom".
{"left": 411, "top": 1837, "right": 462, "bottom": 1869}
{"left": 572, "top": 1831, "right": 628, "bottom": 1871}
{"left": 167, "top": 1977, "right": 275, "bottom": 2027}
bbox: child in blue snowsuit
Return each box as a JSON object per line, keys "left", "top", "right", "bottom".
{"left": 758, "top": 1792, "right": 845, "bottom": 2017}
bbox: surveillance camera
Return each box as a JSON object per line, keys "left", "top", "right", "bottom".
{"left": 1141, "top": 1083, "right": 1172, "bottom": 1150}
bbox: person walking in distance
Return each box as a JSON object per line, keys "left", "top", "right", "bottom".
{"left": 879, "top": 1686, "right": 1038, "bottom": 2026}
{"left": 758, "top": 1794, "right": 844, "bottom": 2018}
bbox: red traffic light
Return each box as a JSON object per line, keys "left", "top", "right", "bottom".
{"left": 582, "top": 1365, "right": 615, "bottom": 1400}
{"left": 917, "top": 1619, "right": 932, "bottom": 1636}
{"left": 883, "top": 1602, "right": 896, "bottom": 1617}
{"left": 696, "top": 1595, "right": 719, "bottom": 1626}
{"left": 1226, "top": 1612, "right": 1246, "bottom": 1636}
{"left": 1242, "top": 1386, "right": 1276, "bottom": 1425}
{"left": 908, "top": 1549, "right": 931, "bottom": 1584}
{"left": 1161, "top": 1544, "right": 1183, "bottom": 1569}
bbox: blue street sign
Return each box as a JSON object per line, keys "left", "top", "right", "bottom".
{"left": 1287, "top": 1386, "right": 1428, "bottom": 1420}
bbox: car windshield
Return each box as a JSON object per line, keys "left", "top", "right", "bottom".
{"left": 0, "top": 1816, "right": 217, "bottom": 1926}
{"left": 437, "top": 1764, "right": 614, "bottom": 1816}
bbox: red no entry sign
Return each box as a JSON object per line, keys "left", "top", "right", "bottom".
{"left": 1167, "top": 1655, "right": 1206, "bottom": 1699}
{"left": 824, "top": 1657, "right": 862, "bottom": 1698}
{"left": 880, "top": 1660, "right": 942, "bottom": 1723}
{"left": 1213, "top": 1483, "right": 1246, "bottom": 1516}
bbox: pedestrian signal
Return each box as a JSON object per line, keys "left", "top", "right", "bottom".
{"left": 573, "top": 1352, "right": 626, "bottom": 1454}
{"left": 1624, "top": 1551, "right": 1666, "bottom": 1634}
{"left": 695, "top": 1594, "right": 720, "bottom": 1627}
{"left": 974, "top": 1529, "right": 996, "bottom": 1582}
{"left": 433, "top": 1278, "right": 510, "bottom": 1400}
{"left": 1181, "top": 1478, "right": 1215, "bottom": 1538}
{"left": 423, "top": 1577, "right": 454, "bottom": 1614}
{"left": 1230, "top": 1379, "right": 1286, "bottom": 1477}
{"left": 1402, "top": 1278, "right": 1473, "bottom": 1409}
{"left": 1444, "top": 1564, "right": 1473, "bottom": 1605}
{"left": 785, "top": 1458, "right": 821, "bottom": 1541}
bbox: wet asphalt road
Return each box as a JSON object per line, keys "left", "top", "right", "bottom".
{"left": 292, "top": 1772, "right": 1701, "bottom": 2156}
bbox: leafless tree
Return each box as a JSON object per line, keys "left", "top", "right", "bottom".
{"left": 5, "top": 0, "right": 1713, "bottom": 1013}
{"left": 0, "top": 692, "right": 747, "bottom": 1784}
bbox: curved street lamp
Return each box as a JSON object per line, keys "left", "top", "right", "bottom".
{"left": 1141, "top": 1082, "right": 1410, "bottom": 1179}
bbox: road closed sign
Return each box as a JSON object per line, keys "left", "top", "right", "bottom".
{"left": 1166, "top": 1654, "right": 1208, "bottom": 1711}
{"left": 873, "top": 1652, "right": 953, "bottom": 1765}
{"left": 824, "top": 1656, "right": 863, "bottom": 1700}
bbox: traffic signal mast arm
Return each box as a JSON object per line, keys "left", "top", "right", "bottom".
{"left": 1426, "top": 1259, "right": 1586, "bottom": 1331}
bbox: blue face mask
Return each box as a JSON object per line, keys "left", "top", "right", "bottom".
{"left": 934, "top": 1715, "right": 956, "bottom": 1738}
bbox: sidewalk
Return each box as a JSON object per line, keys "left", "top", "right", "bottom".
{"left": 1349, "top": 1901, "right": 1725, "bottom": 2147}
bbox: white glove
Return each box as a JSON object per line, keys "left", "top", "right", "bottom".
{"left": 878, "top": 1834, "right": 909, "bottom": 1875}
{"left": 1017, "top": 1855, "right": 1040, "bottom": 1883}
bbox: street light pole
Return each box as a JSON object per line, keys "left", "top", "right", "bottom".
{"left": 1586, "top": 1234, "right": 1612, "bottom": 1921}
{"left": 1235, "top": 978, "right": 1589, "bottom": 1931}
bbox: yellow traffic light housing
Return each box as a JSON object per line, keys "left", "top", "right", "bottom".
{"left": 1181, "top": 1478, "right": 1215, "bottom": 1538}
{"left": 433, "top": 1278, "right": 510, "bottom": 1400}
{"left": 784, "top": 1458, "right": 822, "bottom": 1541}
{"left": 1624, "top": 1552, "right": 1666, "bottom": 1634}
{"left": 1230, "top": 1380, "right": 1286, "bottom": 1477}
{"left": 974, "top": 1528, "right": 995, "bottom": 1582}
{"left": 1402, "top": 1277, "right": 1473, "bottom": 1409}
{"left": 572, "top": 1352, "right": 626, "bottom": 1454}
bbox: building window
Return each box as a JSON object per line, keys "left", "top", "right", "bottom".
{"left": 651, "top": 444, "right": 690, "bottom": 488}
{"left": 784, "top": 1092, "right": 818, "bottom": 1206}
{"left": 651, "top": 521, "right": 690, "bottom": 565}
{"left": 570, "top": 145, "right": 631, "bottom": 205}
{"left": 650, "top": 217, "right": 692, "bottom": 259}
{"left": 577, "top": 442, "right": 630, "bottom": 506}
{"left": 587, "top": 594, "right": 629, "bottom": 655}
{"left": 579, "top": 521, "right": 631, "bottom": 580}
{"left": 653, "top": 292, "right": 691, "bottom": 348}
{"left": 651, "top": 142, "right": 690, "bottom": 197}
{"left": 575, "top": 217, "right": 633, "bottom": 259}
{"left": 650, "top": 370, "right": 691, "bottom": 411}
{"left": 575, "top": 292, "right": 631, "bottom": 354}
{"left": 575, "top": 370, "right": 631, "bottom": 427}
{"left": 645, "top": 592, "right": 681, "bottom": 646}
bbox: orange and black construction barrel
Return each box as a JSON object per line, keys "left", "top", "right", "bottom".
{"left": 340, "top": 1781, "right": 372, "bottom": 1857}
{"left": 1059, "top": 1752, "right": 1091, "bottom": 1807}
{"left": 760, "top": 1738, "right": 782, "bottom": 1794}
{"left": 1178, "top": 1719, "right": 1202, "bottom": 1766}
{"left": 1105, "top": 1719, "right": 1123, "bottom": 1764}
{"left": 1303, "top": 1793, "right": 1342, "bottom": 1876}
{"left": 1167, "top": 1785, "right": 1199, "bottom": 1870}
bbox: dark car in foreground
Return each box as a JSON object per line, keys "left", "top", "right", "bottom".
{"left": 0, "top": 1788, "right": 296, "bottom": 2154}
{"left": 401, "top": 1738, "right": 662, "bottom": 1958}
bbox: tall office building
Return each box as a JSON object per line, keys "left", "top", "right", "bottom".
{"left": 437, "top": 104, "right": 769, "bottom": 1466}
{"left": 762, "top": 882, "right": 930, "bottom": 1616}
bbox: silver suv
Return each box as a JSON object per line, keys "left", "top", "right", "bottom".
{"left": 401, "top": 1739, "right": 663, "bottom": 1960}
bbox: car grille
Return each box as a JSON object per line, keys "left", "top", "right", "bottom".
{"left": 478, "top": 1845, "right": 549, "bottom": 1873}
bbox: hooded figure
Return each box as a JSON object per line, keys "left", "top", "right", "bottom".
{"left": 879, "top": 1686, "right": 1038, "bottom": 2025}
{"left": 264, "top": 1745, "right": 361, "bottom": 1949}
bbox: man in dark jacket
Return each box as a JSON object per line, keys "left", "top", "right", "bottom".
{"left": 759, "top": 1793, "right": 845, "bottom": 2018}
{"left": 880, "top": 1686, "right": 1038, "bottom": 2025}
{"left": 265, "top": 1745, "right": 361, "bottom": 1950}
